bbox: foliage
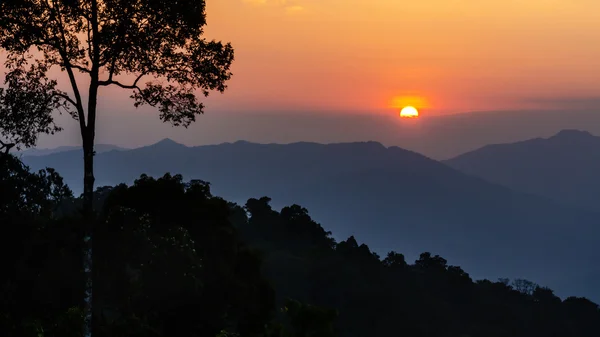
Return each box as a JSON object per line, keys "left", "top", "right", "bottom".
{"left": 94, "top": 174, "right": 274, "bottom": 337}
{"left": 234, "top": 196, "right": 600, "bottom": 337}
{"left": 3, "top": 165, "right": 600, "bottom": 337}
{"left": 0, "top": 0, "right": 234, "bottom": 128}
{"left": 279, "top": 299, "right": 338, "bottom": 337}
{"left": 0, "top": 154, "right": 84, "bottom": 337}
{"left": 0, "top": 153, "right": 73, "bottom": 220}
{"left": 0, "top": 63, "right": 65, "bottom": 153}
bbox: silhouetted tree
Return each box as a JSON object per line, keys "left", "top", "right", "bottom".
{"left": 0, "top": 153, "right": 72, "bottom": 219}
{"left": 0, "top": 64, "right": 64, "bottom": 153}
{"left": 0, "top": 1, "right": 234, "bottom": 333}
{"left": 280, "top": 299, "right": 338, "bottom": 337}
{"left": 382, "top": 251, "right": 407, "bottom": 269}
{"left": 0, "top": 154, "right": 84, "bottom": 337}
{"left": 94, "top": 174, "right": 274, "bottom": 337}
{"left": 512, "top": 278, "right": 538, "bottom": 296}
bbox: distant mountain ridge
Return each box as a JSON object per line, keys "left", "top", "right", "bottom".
{"left": 20, "top": 138, "right": 600, "bottom": 302}
{"left": 17, "top": 143, "right": 126, "bottom": 157}
{"left": 444, "top": 129, "right": 600, "bottom": 212}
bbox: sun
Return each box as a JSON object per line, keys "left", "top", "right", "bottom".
{"left": 400, "top": 106, "right": 419, "bottom": 118}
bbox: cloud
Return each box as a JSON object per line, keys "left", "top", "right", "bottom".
{"left": 285, "top": 5, "right": 305, "bottom": 14}
{"left": 242, "top": 0, "right": 268, "bottom": 5}
{"left": 242, "top": 0, "right": 307, "bottom": 13}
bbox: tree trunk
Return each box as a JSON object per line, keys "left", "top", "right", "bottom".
{"left": 82, "top": 132, "right": 95, "bottom": 337}
{"left": 83, "top": 133, "right": 95, "bottom": 218}
{"left": 83, "top": 3, "right": 100, "bottom": 335}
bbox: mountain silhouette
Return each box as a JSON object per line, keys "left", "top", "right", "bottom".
{"left": 17, "top": 144, "right": 126, "bottom": 157}
{"left": 21, "top": 140, "right": 600, "bottom": 301}
{"left": 146, "top": 138, "right": 187, "bottom": 148}
{"left": 445, "top": 129, "right": 600, "bottom": 212}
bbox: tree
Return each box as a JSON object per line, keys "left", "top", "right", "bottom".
{"left": 95, "top": 174, "right": 275, "bottom": 337}
{"left": 0, "top": 154, "right": 84, "bottom": 337}
{"left": 382, "top": 251, "right": 407, "bottom": 269}
{"left": 0, "top": 63, "right": 64, "bottom": 153}
{"left": 415, "top": 252, "right": 448, "bottom": 272}
{"left": 0, "top": 1, "right": 234, "bottom": 334}
{"left": 0, "top": 153, "right": 73, "bottom": 219}
{"left": 280, "top": 299, "right": 338, "bottom": 337}
{"left": 512, "top": 279, "right": 537, "bottom": 296}
{"left": 0, "top": 0, "right": 234, "bottom": 215}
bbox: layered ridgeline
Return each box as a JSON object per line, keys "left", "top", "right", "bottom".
{"left": 22, "top": 139, "right": 600, "bottom": 301}
{"left": 445, "top": 129, "right": 600, "bottom": 212}
{"left": 16, "top": 144, "right": 127, "bottom": 157}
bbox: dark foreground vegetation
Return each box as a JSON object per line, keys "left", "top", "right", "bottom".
{"left": 2, "top": 152, "right": 600, "bottom": 337}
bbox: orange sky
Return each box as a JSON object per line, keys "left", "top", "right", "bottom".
{"left": 201, "top": 0, "right": 600, "bottom": 115}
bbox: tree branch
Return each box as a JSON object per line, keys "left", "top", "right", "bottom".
{"left": 70, "top": 64, "right": 92, "bottom": 74}
{"left": 99, "top": 72, "right": 146, "bottom": 89}
{"left": 106, "top": 58, "right": 118, "bottom": 82}
{"left": 61, "top": 52, "right": 87, "bottom": 129}
{"left": 0, "top": 140, "right": 16, "bottom": 154}
{"left": 53, "top": 92, "right": 78, "bottom": 108}
{"left": 47, "top": 0, "right": 86, "bottom": 128}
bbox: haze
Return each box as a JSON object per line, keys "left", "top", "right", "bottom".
{"left": 22, "top": 0, "right": 600, "bottom": 154}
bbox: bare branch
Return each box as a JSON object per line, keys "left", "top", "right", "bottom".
{"left": 99, "top": 72, "right": 146, "bottom": 89}
{"left": 60, "top": 52, "right": 86, "bottom": 128}
{"left": 70, "top": 64, "right": 92, "bottom": 74}
{"left": 53, "top": 92, "right": 78, "bottom": 108}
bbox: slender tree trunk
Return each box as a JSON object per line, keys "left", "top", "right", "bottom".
{"left": 84, "top": 2, "right": 100, "bottom": 336}
{"left": 82, "top": 131, "right": 95, "bottom": 337}
{"left": 83, "top": 96, "right": 98, "bottom": 337}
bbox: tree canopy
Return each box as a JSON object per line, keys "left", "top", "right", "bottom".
{"left": 0, "top": 0, "right": 234, "bottom": 126}
{"left": 0, "top": 63, "right": 64, "bottom": 153}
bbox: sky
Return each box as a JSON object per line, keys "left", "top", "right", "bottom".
{"left": 201, "top": 0, "right": 600, "bottom": 114}
{"left": 5, "top": 0, "right": 600, "bottom": 153}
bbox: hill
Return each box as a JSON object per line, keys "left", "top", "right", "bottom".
{"left": 5, "top": 158, "right": 600, "bottom": 337}
{"left": 21, "top": 139, "right": 600, "bottom": 301}
{"left": 445, "top": 129, "right": 600, "bottom": 212}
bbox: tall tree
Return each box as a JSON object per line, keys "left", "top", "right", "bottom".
{"left": 0, "top": 1, "right": 234, "bottom": 335}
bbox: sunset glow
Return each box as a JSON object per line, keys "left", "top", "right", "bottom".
{"left": 203, "top": 0, "right": 600, "bottom": 115}
{"left": 391, "top": 96, "right": 429, "bottom": 111}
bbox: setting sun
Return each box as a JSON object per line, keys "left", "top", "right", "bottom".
{"left": 400, "top": 106, "right": 419, "bottom": 118}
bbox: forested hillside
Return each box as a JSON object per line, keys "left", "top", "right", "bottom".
{"left": 22, "top": 140, "right": 600, "bottom": 301}
{"left": 3, "top": 153, "right": 600, "bottom": 337}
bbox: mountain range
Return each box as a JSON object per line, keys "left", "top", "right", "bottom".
{"left": 17, "top": 144, "right": 126, "bottom": 157}
{"left": 445, "top": 129, "right": 600, "bottom": 212}
{"left": 20, "top": 131, "right": 600, "bottom": 302}
{"left": 33, "top": 109, "right": 600, "bottom": 160}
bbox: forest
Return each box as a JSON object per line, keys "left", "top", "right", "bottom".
{"left": 2, "top": 152, "right": 600, "bottom": 337}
